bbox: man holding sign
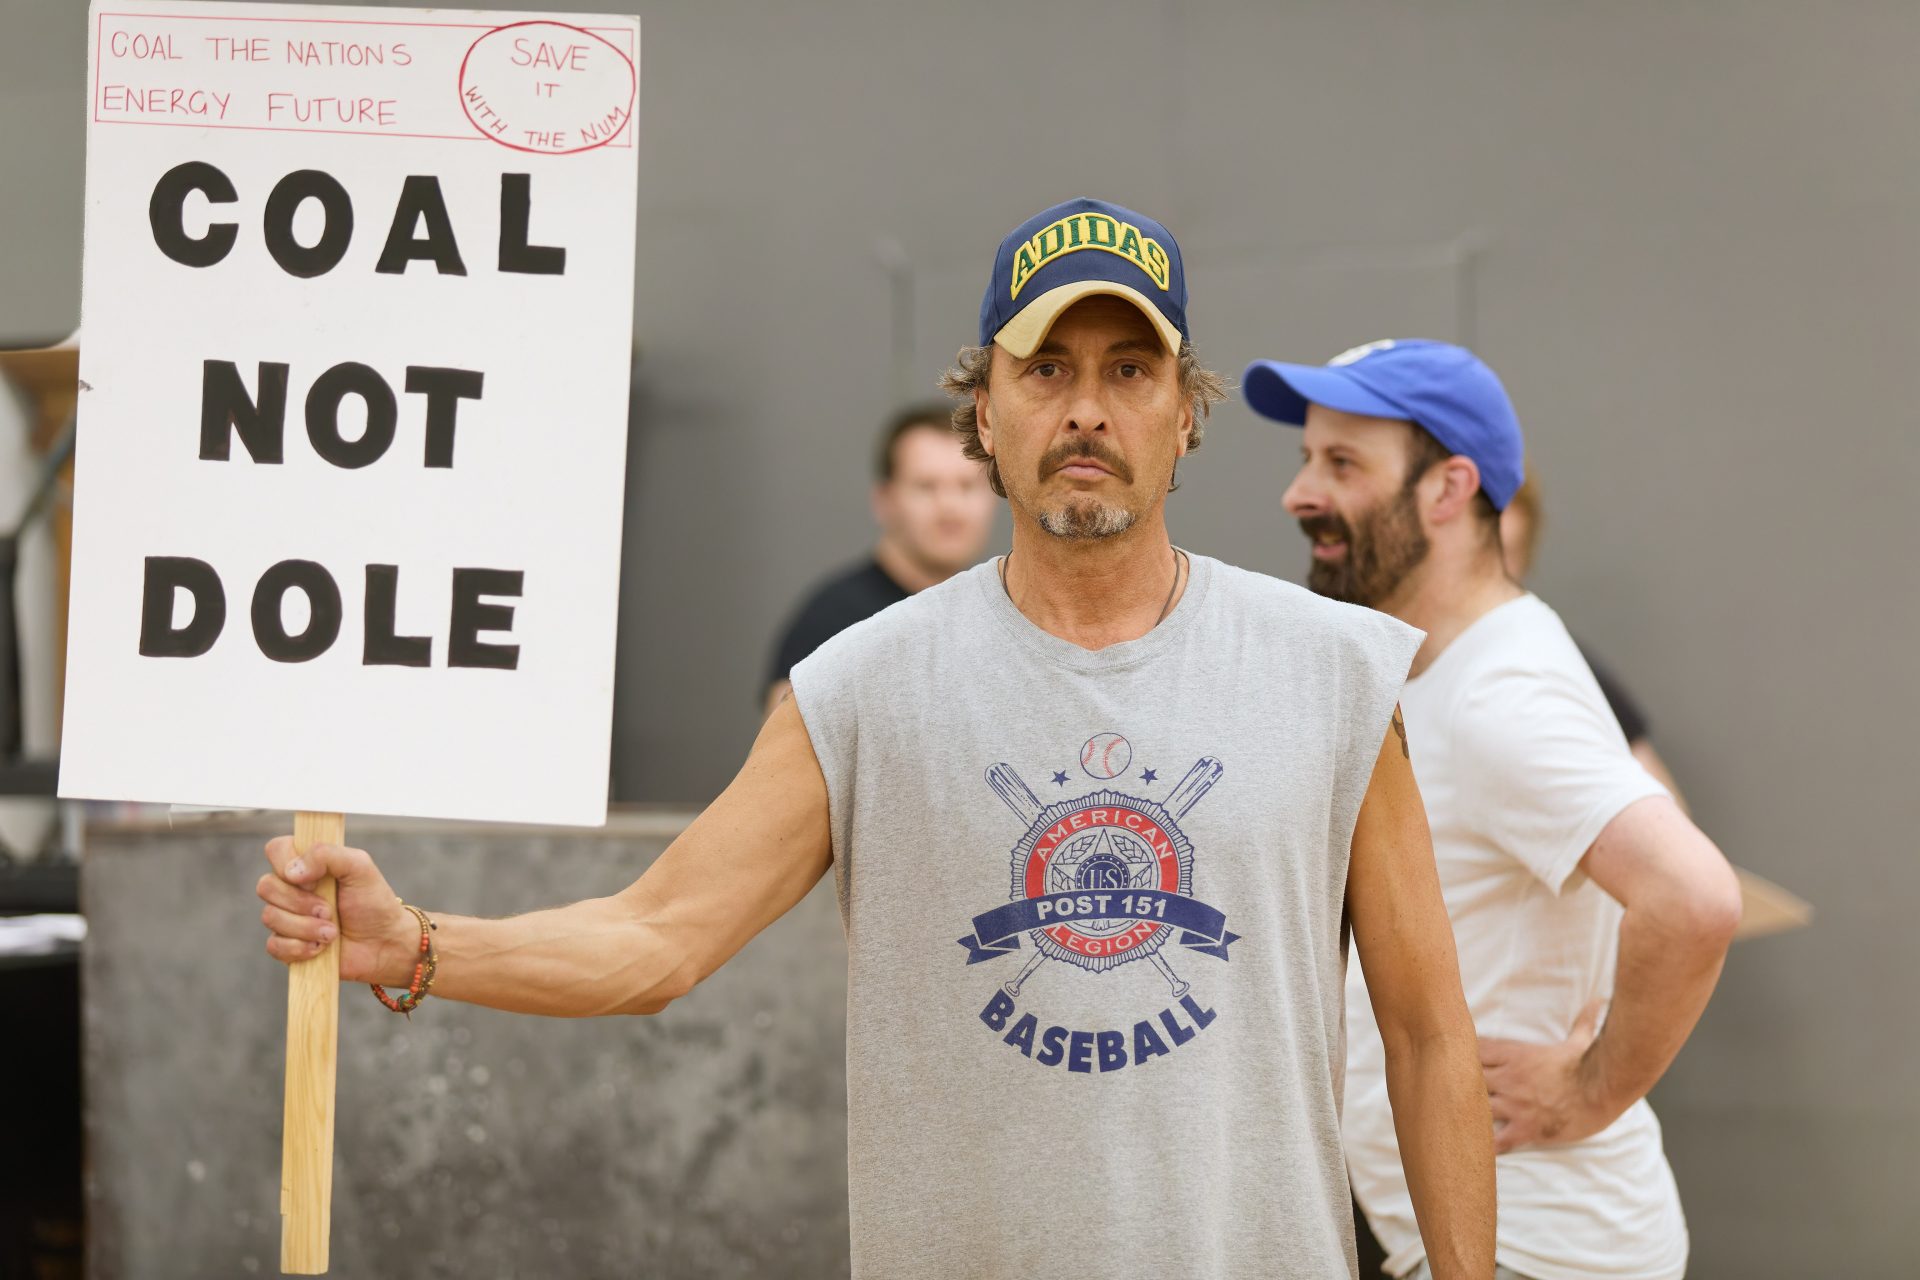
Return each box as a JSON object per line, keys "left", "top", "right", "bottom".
{"left": 255, "top": 197, "right": 1495, "bottom": 1277}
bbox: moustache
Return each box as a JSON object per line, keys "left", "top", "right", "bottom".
{"left": 1298, "top": 513, "right": 1351, "bottom": 543}
{"left": 1040, "top": 438, "right": 1133, "bottom": 484}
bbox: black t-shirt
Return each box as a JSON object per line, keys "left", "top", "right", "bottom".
{"left": 1575, "top": 641, "right": 1650, "bottom": 746}
{"left": 765, "top": 558, "right": 910, "bottom": 693}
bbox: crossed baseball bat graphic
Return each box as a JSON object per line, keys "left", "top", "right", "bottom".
{"left": 985, "top": 756, "right": 1223, "bottom": 1000}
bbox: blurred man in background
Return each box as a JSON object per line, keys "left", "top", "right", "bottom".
{"left": 763, "top": 403, "right": 995, "bottom": 714}
{"left": 1248, "top": 339, "right": 1742, "bottom": 1280}
{"left": 1500, "top": 475, "right": 1686, "bottom": 805}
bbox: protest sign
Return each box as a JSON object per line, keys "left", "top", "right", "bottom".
{"left": 65, "top": 4, "right": 640, "bottom": 1268}
{"left": 63, "top": 0, "right": 640, "bottom": 828}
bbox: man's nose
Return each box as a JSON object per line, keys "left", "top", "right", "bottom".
{"left": 1064, "top": 381, "right": 1110, "bottom": 433}
{"left": 1281, "top": 468, "right": 1321, "bottom": 517}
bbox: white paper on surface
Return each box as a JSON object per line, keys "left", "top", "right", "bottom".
{"left": 0, "top": 914, "right": 89, "bottom": 957}
{"left": 61, "top": 1, "right": 640, "bottom": 826}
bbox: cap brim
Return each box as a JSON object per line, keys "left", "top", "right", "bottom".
{"left": 1242, "top": 360, "right": 1407, "bottom": 427}
{"left": 994, "top": 281, "right": 1183, "bottom": 359}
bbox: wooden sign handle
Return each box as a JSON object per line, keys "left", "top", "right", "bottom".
{"left": 281, "top": 810, "right": 343, "bottom": 1274}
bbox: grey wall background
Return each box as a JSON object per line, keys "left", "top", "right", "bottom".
{"left": 8, "top": 0, "right": 1917, "bottom": 1273}
{"left": 84, "top": 814, "right": 851, "bottom": 1280}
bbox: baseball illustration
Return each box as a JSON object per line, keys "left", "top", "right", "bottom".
{"left": 1080, "top": 732, "right": 1132, "bottom": 779}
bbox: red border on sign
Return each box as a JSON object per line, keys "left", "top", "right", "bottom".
{"left": 92, "top": 11, "right": 636, "bottom": 147}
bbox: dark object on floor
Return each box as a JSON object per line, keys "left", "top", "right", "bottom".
{"left": 0, "top": 943, "right": 83, "bottom": 1280}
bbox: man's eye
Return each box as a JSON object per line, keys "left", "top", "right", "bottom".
{"left": 1117, "top": 363, "right": 1142, "bottom": 378}
{"left": 1330, "top": 456, "right": 1352, "bottom": 471}
{"left": 1032, "top": 362, "right": 1061, "bottom": 377}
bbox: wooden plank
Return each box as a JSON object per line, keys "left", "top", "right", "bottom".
{"left": 280, "top": 811, "right": 343, "bottom": 1274}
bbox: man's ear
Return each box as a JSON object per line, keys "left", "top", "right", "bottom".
{"left": 1427, "top": 454, "right": 1485, "bottom": 525}
{"left": 1174, "top": 397, "right": 1194, "bottom": 459}
{"left": 974, "top": 387, "right": 994, "bottom": 457}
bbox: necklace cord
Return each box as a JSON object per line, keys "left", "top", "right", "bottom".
{"left": 999, "top": 546, "right": 1187, "bottom": 628}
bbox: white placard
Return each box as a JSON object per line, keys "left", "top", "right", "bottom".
{"left": 61, "top": 1, "right": 641, "bottom": 826}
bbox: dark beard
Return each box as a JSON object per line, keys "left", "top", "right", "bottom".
{"left": 1300, "top": 481, "right": 1430, "bottom": 606}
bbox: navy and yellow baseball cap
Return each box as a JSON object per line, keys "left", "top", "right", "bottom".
{"left": 1243, "top": 339, "right": 1527, "bottom": 510}
{"left": 979, "top": 198, "right": 1189, "bottom": 358}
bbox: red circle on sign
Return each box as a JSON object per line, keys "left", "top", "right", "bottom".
{"left": 458, "top": 20, "right": 636, "bottom": 155}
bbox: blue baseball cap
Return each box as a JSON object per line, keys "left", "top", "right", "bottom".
{"left": 1242, "top": 339, "right": 1526, "bottom": 510}
{"left": 979, "top": 198, "right": 1189, "bottom": 358}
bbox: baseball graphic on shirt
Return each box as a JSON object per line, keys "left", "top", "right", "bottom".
{"left": 1080, "top": 732, "right": 1132, "bottom": 779}
{"left": 959, "top": 746, "right": 1241, "bottom": 1075}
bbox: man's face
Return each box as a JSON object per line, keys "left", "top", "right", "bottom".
{"left": 976, "top": 295, "right": 1189, "bottom": 541}
{"left": 1280, "top": 405, "right": 1431, "bottom": 606}
{"left": 874, "top": 425, "right": 996, "bottom": 575}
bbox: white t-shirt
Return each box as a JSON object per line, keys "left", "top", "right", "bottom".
{"left": 1344, "top": 594, "right": 1686, "bottom": 1280}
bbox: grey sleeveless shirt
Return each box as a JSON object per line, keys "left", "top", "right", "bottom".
{"left": 790, "top": 552, "right": 1421, "bottom": 1279}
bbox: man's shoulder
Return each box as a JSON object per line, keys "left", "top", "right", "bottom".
{"left": 1201, "top": 556, "right": 1424, "bottom": 652}
{"left": 1443, "top": 596, "right": 1625, "bottom": 747}
{"left": 791, "top": 558, "right": 906, "bottom": 624}
{"left": 1446, "top": 595, "right": 1593, "bottom": 693}
{"left": 796, "top": 561, "right": 986, "bottom": 672}
{"left": 1202, "top": 555, "right": 1331, "bottom": 620}
{"left": 767, "top": 558, "right": 913, "bottom": 689}
{"left": 778, "top": 559, "right": 907, "bottom": 652}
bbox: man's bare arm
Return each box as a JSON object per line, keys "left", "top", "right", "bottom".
{"left": 763, "top": 678, "right": 793, "bottom": 722}
{"left": 1348, "top": 707, "right": 1495, "bottom": 1280}
{"left": 1480, "top": 795, "right": 1740, "bottom": 1151}
{"left": 257, "top": 696, "right": 833, "bottom": 1018}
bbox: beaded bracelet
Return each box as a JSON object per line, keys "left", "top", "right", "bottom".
{"left": 370, "top": 902, "right": 437, "bottom": 1017}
